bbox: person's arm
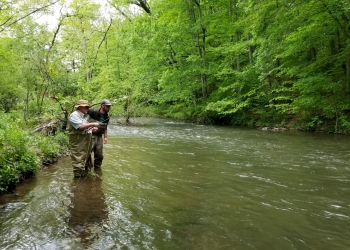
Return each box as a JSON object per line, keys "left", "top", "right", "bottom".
{"left": 79, "top": 122, "right": 99, "bottom": 131}
{"left": 69, "top": 112, "right": 99, "bottom": 131}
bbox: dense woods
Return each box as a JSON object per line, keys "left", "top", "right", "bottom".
{"left": 1, "top": 0, "right": 349, "bottom": 191}
{"left": 0, "top": 0, "right": 349, "bottom": 131}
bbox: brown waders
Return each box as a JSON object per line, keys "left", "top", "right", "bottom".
{"left": 69, "top": 133, "right": 93, "bottom": 177}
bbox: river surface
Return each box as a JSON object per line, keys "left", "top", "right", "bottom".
{"left": 1, "top": 118, "right": 350, "bottom": 250}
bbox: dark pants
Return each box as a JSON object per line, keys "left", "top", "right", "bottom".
{"left": 92, "top": 135, "right": 104, "bottom": 168}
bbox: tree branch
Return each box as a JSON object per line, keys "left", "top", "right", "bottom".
{"left": 131, "top": 0, "right": 151, "bottom": 15}
{"left": 317, "top": 0, "right": 350, "bottom": 39}
{"left": 107, "top": 0, "right": 132, "bottom": 22}
{"left": 0, "top": 0, "right": 61, "bottom": 34}
{"left": 91, "top": 19, "right": 113, "bottom": 77}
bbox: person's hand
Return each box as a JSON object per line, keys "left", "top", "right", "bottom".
{"left": 98, "top": 122, "right": 107, "bottom": 129}
{"left": 92, "top": 126, "right": 98, "bottom": 132}
{"left": 104, "top": 137, "right": 108, "bottom": 144}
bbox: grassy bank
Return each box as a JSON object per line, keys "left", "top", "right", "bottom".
{"left": 0, "top": 112, "right": 69, "bottom": 193}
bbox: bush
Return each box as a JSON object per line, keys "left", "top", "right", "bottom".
{"left": 52, "top": 131, "right": 70, "bottom": 153}
{"left": 0, "top": 166, "right": 19, "bottom": 192}
{"left": 33, "top": 130, "right": 69, "bottom": 164}
{"left": 35, "top": 136, "right": 61, "bottom": 164}
{"left": 0, "top": 110, "right": 71, "bottom": 192}
{"left": 0, "top": 112, "right": 41, "bottom": 192}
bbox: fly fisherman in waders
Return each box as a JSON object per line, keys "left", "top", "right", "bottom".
{"left": 67, "top": 100, "right": 100, "bottom": 178}
{"left": 88, "top": 99, "right": 112, "bottom": 169}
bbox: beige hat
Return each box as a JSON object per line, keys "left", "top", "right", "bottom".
{"left": 74, "top": 99, "right": 90, "bottom": 108}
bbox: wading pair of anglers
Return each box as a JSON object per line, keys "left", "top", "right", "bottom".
{"left": 67, "top": 99, "right": 112, "bottom": 177}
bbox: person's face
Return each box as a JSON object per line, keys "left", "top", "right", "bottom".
{"left": 78, "top": 106, "right": 89, "bottom": 114}
{"left": 102, "top": 105, "right": 111, "bottom": 112}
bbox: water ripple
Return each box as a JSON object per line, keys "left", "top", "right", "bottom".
{"left": 1, "top": 119, "right": 350, "bottom": 249}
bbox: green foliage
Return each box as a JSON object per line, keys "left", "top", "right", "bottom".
{"left": 1, "top": 0, "right": 350, "bottom": 133}
{"left": 338, "top": 115, "right": 350, "bottom": 132}
{"left": 0, "top": 37, "right": 25, "bottom": 112}
{"left": 53, "top": 131, "right": 70, "bottom": 152}
{"left": 33, "top": 130, "right": 70, "bottom": 164}
{"left": 0, "top": 167, "right": 19, "bottom": 193}
{"left": 34, "top": 136, "right": 60, "bottom": 163}
{"left": 0, "top": 112, "right": 40, "bottom": 192}
{"left": 0, "top": 112, "right": 70, "bottom": 192}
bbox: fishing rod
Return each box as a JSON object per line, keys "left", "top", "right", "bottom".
{"left": 107, "top": 93, "right": 173, "bottom": 118}
{"left": 86, "top": 91, "right": 178, "bottom": 124}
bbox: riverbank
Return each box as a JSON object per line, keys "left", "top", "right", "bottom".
{"left": 0, "top": 113, "right": 70, "bottom": 193}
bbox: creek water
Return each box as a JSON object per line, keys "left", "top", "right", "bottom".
{"left": 1, "top": 118, "right": 350, "bottom": 250}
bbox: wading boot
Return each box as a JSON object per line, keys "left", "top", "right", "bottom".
{"left": 73, "top": 169, "right": 88, "bottom": 178}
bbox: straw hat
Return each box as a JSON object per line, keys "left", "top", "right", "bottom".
{"left": 74, "top": 99, "right": 90, "bottom": 108}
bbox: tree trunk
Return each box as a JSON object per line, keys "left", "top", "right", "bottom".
{"left": 247, "top": 34, "right": 253, "bottom": 64}
{"left": 346, "top": 55, "right": 350, "bottom": 93}
{"left": 187, "top": 0, "right": 208, "bottom": 98}
{"left": 80, "top": 22, "right": 91, "bottom": 82}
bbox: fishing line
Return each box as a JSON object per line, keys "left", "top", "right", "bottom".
{"left": 87, "top": 91, "right": 178, "bottom": 124}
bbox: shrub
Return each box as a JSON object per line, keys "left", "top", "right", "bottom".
{"left": 52, "top": 131, "right": 70, "bottom": 153}
{"left": 0, "top": 112, "right": 41, "bottom": 192}
{"left": 34, "top": 136, "right": 61, "bottom": 164}
{"left": 0, "top": 166, "right": 19, "bottom": 192}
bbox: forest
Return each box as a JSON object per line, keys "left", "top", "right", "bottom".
{"left": 0, "top": 0, "right": 350, "bottom": 190}
{"left": 1, "top": 0, "right": 350, "bottom": 130}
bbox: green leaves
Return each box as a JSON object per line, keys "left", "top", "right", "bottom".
{"left": 0, "top": 113, "right": 41, "bottom": 192}
{"left": 0, "top": 0, "right": 349, "bottom": 130}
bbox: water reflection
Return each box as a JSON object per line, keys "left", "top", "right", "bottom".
{"left": 68, "top": 169, "right": 108, "bottom": 247}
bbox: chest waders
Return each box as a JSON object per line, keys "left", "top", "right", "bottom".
{"left": 67, "top": 113, "right": 93, "bottom": 177}
{"left": 88, "top": 108, "right": 110, "bottom": 168}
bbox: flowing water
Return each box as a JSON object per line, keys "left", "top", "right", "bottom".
{"left": 1, "top": 118, "right": 350, "bottom": 250}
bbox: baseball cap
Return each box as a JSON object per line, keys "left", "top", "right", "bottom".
{"left": 101, "top": 99, "right": 112, "bottom": 106}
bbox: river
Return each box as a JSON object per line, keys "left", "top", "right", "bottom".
{"left": 1, "top": 118, "right": 350, "bottom": 249}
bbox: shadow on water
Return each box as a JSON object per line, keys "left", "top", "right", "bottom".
{"left": 68, "top": 169, "right": 108, "bottom": 247}
{"left": 0, "top": 158, "right": 110, "bottom": 249}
